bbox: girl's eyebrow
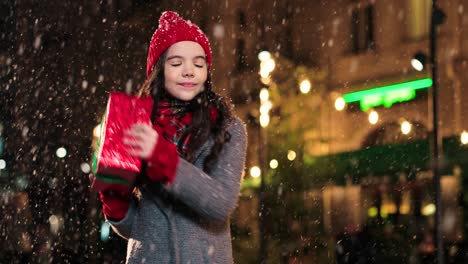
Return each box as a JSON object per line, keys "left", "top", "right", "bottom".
{"left": 166, "top": 55, "right": 207, "bottom": 61}
{"left": 193, "top": 56, "right": 207, "bottom": 61}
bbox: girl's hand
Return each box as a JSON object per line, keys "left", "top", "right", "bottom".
{"left": 123, "top": 123, "right": 158, "bottom": 160}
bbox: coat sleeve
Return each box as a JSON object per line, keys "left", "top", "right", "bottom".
{"left": 106, "top": 199, "right": 137, "bottom": 240}
{"left": 164, "top": 118, "right": 247, "bottom": 221}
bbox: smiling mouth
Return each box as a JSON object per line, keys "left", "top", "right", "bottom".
{"left": 178, "top": 83, "right": 196, "bottom": 88}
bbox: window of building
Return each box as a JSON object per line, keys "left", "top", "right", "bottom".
{"left": 236, "top": 10, "right": 247, "bottom": 72}
{"left": 238, "top": 10, "right": 246, "bottom": 28}
{"left": 236, "top": 39, "right": 247, "bottom": 72}
{"left": 406, "top": 0, "right": 432, "bottom": 40}
{"left": 350, "top": 3, "right": 375, "bottom": 53}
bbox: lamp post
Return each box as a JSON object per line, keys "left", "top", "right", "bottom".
{"left": 411, "top": 3, "right": 445, "bottom": 262}
{"left": 258, "top": 51, "right": 274, "bottom": 264}
{"left": 430, "top": 2, "right": 446, "bottom": 263}
{"left": 429, "top": 2, "right": 445, "bottom": 263}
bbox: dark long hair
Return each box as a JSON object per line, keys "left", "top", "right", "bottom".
{"left": 137, "top": 51, "right": 233, "bottom": 172}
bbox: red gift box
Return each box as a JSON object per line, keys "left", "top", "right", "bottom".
{"left": 91, "top": 92, "right": 153, "bottom": 191}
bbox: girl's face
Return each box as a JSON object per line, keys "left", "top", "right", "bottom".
{"left": 164, "top": 41, "right": 208, "bottom": 101}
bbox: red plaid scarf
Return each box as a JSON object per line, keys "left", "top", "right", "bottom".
{"left": 154, "top": 100, "right": 194, "bottom": 156}
{"left": 153, "top": 98, "right": 219, "bottom": 157}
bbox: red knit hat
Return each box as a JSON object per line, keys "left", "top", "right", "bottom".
{"left": 146, "top": 11, "right": 212, "bottom": 77}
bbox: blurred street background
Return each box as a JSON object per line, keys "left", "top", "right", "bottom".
{"left": 1, "top": 0, "right": 468, "bottom": 263}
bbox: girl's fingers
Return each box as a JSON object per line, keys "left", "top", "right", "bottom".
{"left": 122, "top": 137, "right": 140, "bottom": 147}
{"left": 123, "top": 136, "right": 153, "bottom": 150}
{"left": 124, "top": 132, "right": 145, "bottom": 142}
{"left": 128, "top": 148, "right": 150, "bottom": 159}
{"left": 127, "top": 128, "right": 155, "bottom": 142}
{"left": 125, "top": 130, "right": 157, "bottom": 145}
{"left": 132, "top": 123, "right": 152, "bottom": 133}
{"left": 124, "top": 124, "right": 157, "bottom": 159}
{"left": 127, "top": 148, "right": 142, "bottom": 157}
{"left": 131, "top": 124, "right": 157, "bottom": 136}
{"left": 123, "top": 137, "right": 145, "bottom": 155}
{"left": 126, "top": 141, "right": 153, "bottom": 159}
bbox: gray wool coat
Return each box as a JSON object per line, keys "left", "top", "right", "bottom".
{"left": 107, "top": 117, "right": 247, "bottom": 264}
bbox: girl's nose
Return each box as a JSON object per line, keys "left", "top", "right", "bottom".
{"left": 182, "top": 64, "right": 194, "bottom": 77}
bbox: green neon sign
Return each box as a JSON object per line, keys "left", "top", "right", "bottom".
{"left": 343, "top": 78, "right": 432, "bottom": 111}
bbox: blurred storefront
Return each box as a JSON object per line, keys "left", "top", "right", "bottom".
{"left": 237, "top": 135, "right": 468, "bottom": 263}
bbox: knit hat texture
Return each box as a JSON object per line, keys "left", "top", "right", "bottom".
{"left": 146, "top": 11, "right": 212, "bottom": 77}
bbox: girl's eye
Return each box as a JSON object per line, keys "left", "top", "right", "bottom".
{"left": 170, "top": 63, "right": 181, "bottom": 67}
{"left": 195, "top": 64, "right": 204, "bottom": 68}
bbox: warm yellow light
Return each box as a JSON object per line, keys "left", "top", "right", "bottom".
{"left": 260, "top": 101, "right": 272, "bottom": 115}
{"left": 381, "top": 202, "right": 397, "bottom": 214}
{"left": 263, "top": 58, "right": 276, "bottom": 73}
{"left": 461, "top": 131, "right": 468, "bottom": 144}
{"left": 287, "top": 150, "right": 296, "bottom": 161}
{"left": 411, "top": 58, "right": 424, "bottom": 71}
{"left": 260, "top": 68, "right": 270, "bottom": 78}
{"left": 259, "top": 56, "right": 275, "bottom": 78}
{"left": 259, "top": 88, "right": 269, "bottom": 102}
{"left": 399, "top": 192, "right": 411, "bottom": 214}
{"left": 381, "top": 210, "right": 388, "bottom": 218}
{"left": 269, "top": 159, "right": 278, "bottom": 169}
{"left": 93, "top": 124, "right": 101, "bottom": 138}
{"left": 401, "top": 121, "right": 412, "bottom": 135}
{"left": 258, "top": 51, "right": 271, "bottom": 62}
{"left": 250, "top": 166, "right": 261, "bottom": 178}
{"left": 368, "top": 207, "right": 378, "bottom": 217}
{"left": 260, "top": 114, "right": 270, "bottom": 127}
{"left": 422, "top": 203, "right": 436, "bottom": 216}
{"left": 261, "top": 76, "right": 271, "bottom": 85}
{"left": 368, "top": 110, "right": 379, "bottom": 125}
{"left": 335, "top": 97, "right": 346, "bottom": 111}
{"left": 299, "top": 79, "right": 311, "bottom": 94}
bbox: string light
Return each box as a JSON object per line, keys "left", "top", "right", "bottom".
{"left": 461, "top": 131, "right": 468, "bottom": 144}
{"left": 287, "top": 150, "right": 296, "bottom": 161}
{"left": 269, "top": 159, "right": 278, "bottom": 169}
{"left": 258, "top": 51, "right": 271, "bottom": 62}
{"left": 335, "top": 97, "right": 345, "bottom": 111}
{"left": 368, "top": 110, "right": 379, "bottom": 124}
{"left": 250, "top": 166, "right": 261, "bottom": 178}
{"left": 299, "top": 79, "right": 311, "bottom": 94}
{"left": 56, "top": 147, "right": 67, "bottom": 158}
{"left": 401, "top": 121, "right": 412, "bottom": 135}
{"left": 259, "top": 88, "right": 269, "bottom": 102}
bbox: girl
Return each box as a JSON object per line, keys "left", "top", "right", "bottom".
{"left": 95, "top": 11, "right": 247, "bottom": 264}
